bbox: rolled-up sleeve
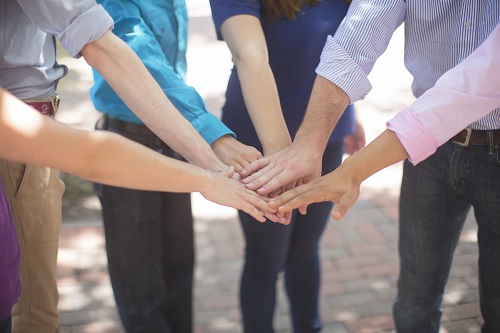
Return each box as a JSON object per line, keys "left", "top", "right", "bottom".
{"left": 316, "top": 0, "right": 406, "bottom": 103}
{"left": 16, "top": 0, "right": 113, "bottom": 57}
{"left": 387, "top": 23, "right": 500, "bottom": 165}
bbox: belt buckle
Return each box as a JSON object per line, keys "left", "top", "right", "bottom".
{"left": 50, "top": 93, "right": 60, "bottom": 114}
{"left": 452, "top": 128, "right": 472, "bottom": 147}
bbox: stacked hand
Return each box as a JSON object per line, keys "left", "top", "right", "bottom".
{"left": 210, "top": 120, "right": 366, "bottom": 224}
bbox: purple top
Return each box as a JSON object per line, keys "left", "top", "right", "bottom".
{"left": 0, "top": 180, "right": 21, "bottom": 322}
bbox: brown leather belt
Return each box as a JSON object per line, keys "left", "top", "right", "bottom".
{"left": 451, "top": 128, "right": 500, "bottom": 147}
{"left": 23, "top": 94, "right": 59, "bottom": 117}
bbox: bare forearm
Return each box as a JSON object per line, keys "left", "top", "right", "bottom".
{"left": 340, "top": 129, "right": 408, "bottom": 185}
{"left": 294, "top": 75, "right": 350, "bottom": 151}
{"left": 0, "top": 90, "right": 213, "bottom": 192}
{"left": 221, "top": 15, "right": 291, "bottom": 155}
{"left": 237, "top": 59, "right": 291, "bottom": 154}
{"left": 81, "top": 31, "right": 223, "bottom": 170}
{"left": 72, "top": 132, "right": 214, "bottom": 192}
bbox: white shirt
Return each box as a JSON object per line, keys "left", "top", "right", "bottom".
{"left": 316, "top": 0, "right": 500, "bottom": 131}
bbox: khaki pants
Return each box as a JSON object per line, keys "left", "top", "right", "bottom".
{"left": 0, "top": 159, "right": 65, "bottom": 333}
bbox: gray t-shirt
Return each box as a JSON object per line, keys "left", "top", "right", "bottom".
{"left": 0, "top": 0, "right": 113, "bottom": 99}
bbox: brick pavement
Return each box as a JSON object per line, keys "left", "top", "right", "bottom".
{"left": 55, "top": 190, "right": 481, "bottom": 333}
{"left": 53, "top": 0, "right": 483, "bottom": 332}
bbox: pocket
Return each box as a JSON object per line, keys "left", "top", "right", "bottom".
{"left": 0, "top": 159, "right": 30, "bottom": 199}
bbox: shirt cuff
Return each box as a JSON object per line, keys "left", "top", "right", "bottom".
{"left": 58, "top": 5, "right": 114, "bottom": 58}
{"left": 386, "top": 107, "right": 439, "bottom": 165}
{"left": 315, "top": 36, "right": 372, "bottom": 103}
{"left": 190, "top": 112, "right": 235, "bottom": 145}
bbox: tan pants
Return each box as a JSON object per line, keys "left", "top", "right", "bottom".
{"left": 0, "top": 159, "right": 65, "bottom": 333}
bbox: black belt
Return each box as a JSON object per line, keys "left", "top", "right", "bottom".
{"left": 104, "top": 115, "right": 154, "bottom": 136}
{"left": 451, "top": 128, "right": 500, "bottom": 147}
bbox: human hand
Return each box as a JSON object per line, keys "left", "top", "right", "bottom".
{"left": 239, "top": 141, "right": 323, "bottom": 196}
{"left": 211, "top": 135, "right": 262, "bottom": 174}
{"left": 201, "top": 167, "right": 289, "bottom": 224}
{"left": 268, "top": 165, "right": 360, "bottom": 220}
{"left": 343, "top": 118, "right": 366, "bottom": 156}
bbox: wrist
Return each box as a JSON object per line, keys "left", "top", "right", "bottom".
{"left": 262, "top": 137, "right": 292, "bottom": 157}
{"left": 199, "top": 170, "right": 216, "bottom": 195}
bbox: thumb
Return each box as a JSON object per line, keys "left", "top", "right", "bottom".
{"left": 224, "top": 165, "right": 235, "bottom": 178}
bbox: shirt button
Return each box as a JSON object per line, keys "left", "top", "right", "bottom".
{"left": 465, "top": 21, "right": 471, "bottom": 27}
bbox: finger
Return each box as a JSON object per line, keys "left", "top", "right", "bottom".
{"left": 254, "top": 171, "right": 298, "bottom": 196}
{"left": 284, "top": 181, "right": 297, "bottom": 192}
{"left": 243, "top": 166, "right": 283, "bottom": 192}
{"left": 268, "top": 185, "right": 310, "bottom": 209}
{"left": 330, "top": 194, "right": 357, "bottom": 221}
{"left": 223, "top": 166, "right": 235, "bottom": 178}
{"left": 247, "top": 207, "right": 266, "bottom": 223}
{"left": 232, "top": 163, "right": 246, "bottom": 174}
{"left": 239, "top": 201, "right": 267, "bottom": 222}
{"left": 263, "top": 211, "right": 288, "bottom": 224}
{"left": 273, "top": 190, "right": 317, "bottom": 214}
{"left": 240, "top": 157, "right": 270, "bottom": 178}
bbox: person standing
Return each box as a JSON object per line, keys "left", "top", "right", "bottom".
{"left": 1, "top": 1, "right": 259, "bottom": 332}
{"left": 89, "top": 0, "right": 274, "bottom": 331}
{"left": 240, "top": 1, "right": 500, "bottom": 331}
{"left": 0, "top": 85, "right": 269, "bottom": 333}
{"left": 209, "top": 0, "right": 362, "bottom": 331}
{"left": 271, "top": 22, "right": 500, "bottom": 220}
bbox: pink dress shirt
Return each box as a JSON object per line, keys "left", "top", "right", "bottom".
{"left": 387, "top": 24, "right": 500, "bottom": 165}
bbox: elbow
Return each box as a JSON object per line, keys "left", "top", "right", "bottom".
{"left": 232, "top": 46, "right": 269, "bottom": 69}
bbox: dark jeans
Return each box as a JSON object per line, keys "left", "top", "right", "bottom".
{"left": 95, "top": 117, "right": 194, "bottom": 333}
{"left": 239, "top": 142, "right": 343, "bottom": 333}
{"left": 0, "top": 316, "right": 11, "bottom": 333}
{"left": 394, "top": 141, "right": 500, "bottom": 333}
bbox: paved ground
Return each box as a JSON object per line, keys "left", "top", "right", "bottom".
{"left": 53, "top": 1, "right": 483, "bottom": 332}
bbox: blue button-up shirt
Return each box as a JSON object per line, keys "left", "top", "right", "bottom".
{"left": 90, "top": 0, "right": 233, "bottom": 144}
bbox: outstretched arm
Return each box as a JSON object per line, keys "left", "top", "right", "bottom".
{"left": 240, "top": 0, "right": 406, "bottom": 195}
{"left": 0, "top": 89, "right": 270, "bottom": 222}
{"left": 270, "top": 22, "right": 500, "bottom": 219}
{"left": 269, "top": 130, "right": 407, "bottom": 219}
{"left": 219, "top": 14, "right": 291, "bottom": 157}
{"left": 241, "top": 76, "right": 350, "bottom": 195}
{"left": 81, "top": 31, "right": 226, "bottom": 172}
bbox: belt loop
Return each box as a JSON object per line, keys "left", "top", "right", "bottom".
{"left": 487, "top": 131, "right": 494, "bottom": 156}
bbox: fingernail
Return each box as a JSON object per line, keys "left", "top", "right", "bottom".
{"left": 245, "top": 182, "right": 253, "bottom": 187}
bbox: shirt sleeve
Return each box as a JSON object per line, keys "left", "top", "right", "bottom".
{"left": 316, "top": 0, "right": 406, "bottom": 102}
{"left": 16, "top": 0, "right": 113, "bottom": 58}
{"left": 209, "top": 0, "right": 260, "bottom": 40}
{"left": 91, "top": 0, "right": 234, "bottom": 144}
{"left": 387, "top": 23, "right": 500, "bottom": 165}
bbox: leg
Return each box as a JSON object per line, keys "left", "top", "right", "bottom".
{"left": 239, "top": 211, "right": 294, "bottom": 333}
{"left": 159, "top": 189, "right": 194, "bottom": 333}
{"left": 95, "top": 122, "right": 194, "bottom": 333}
{"left": 0, "top": 316, "right": 11, "bottom": 333}
{"left": 464, "top": 145, "right": 500, "bottom": 332}
{"left": 0, "top": 160, "right": 64, "bottom": 333}
{"left": 285, "top": 142, "right": 343, "bottom": 333}
{"left": 394, "top": 143, "right": 470, "bottom": 333}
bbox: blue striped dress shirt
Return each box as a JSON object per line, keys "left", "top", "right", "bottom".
{"left": 316, "top": 0, "right": 500, "bottom": 130}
